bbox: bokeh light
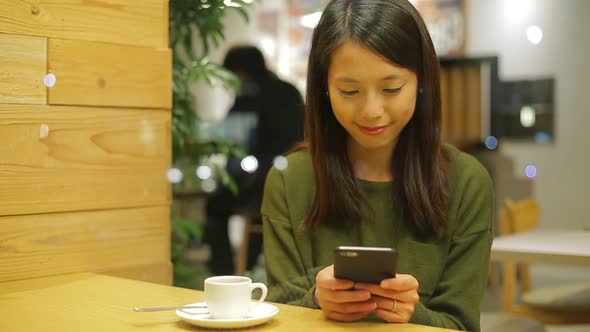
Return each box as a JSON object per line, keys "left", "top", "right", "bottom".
{"left": 525, "top": 165, "right": 537, "bottom": 178}
{"left": 273, "top": 155, "right": 288, "bottom": 171}
{"left": 526, "top": 25, "right": 543, "bottom": 45}
{"left": 520, "top": 106, "right": 536, "bottom": 127}
{"left": 202, "top": 179, "right": 217, "bottom": 193}
{"left": 44, "top": 73, "right": 56, "bottom": 88}
{"left": 485, "top": 136, "right": 499, "bottom": 150}
{"left": 167, "top": 168, "right": 183, "bottom": 184}
{"left": 241, "top": 155, "right": 258, "bottom": 173}
{"left": 196, "top": 165, "right": 213, "bottom": 180}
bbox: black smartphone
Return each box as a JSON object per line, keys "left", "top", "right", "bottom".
{"left": 333, "top": 246, "right": 397, "bottom": 284}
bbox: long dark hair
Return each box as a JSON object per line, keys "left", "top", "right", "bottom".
{"left": 303, "top": 0, "right": 449, "bottom": 235}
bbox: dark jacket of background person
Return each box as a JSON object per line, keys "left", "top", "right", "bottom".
{"left": 204, "top": 46, "right": 304, "bottom": 276}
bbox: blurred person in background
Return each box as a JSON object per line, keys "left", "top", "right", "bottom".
{"left": 203, "top": 45, "right": 305, "bottom": 276}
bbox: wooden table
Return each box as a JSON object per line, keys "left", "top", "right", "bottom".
{"left": 491, "top": 229, "right": 590, "bottom": 265}
{"left": 490, "top": 229, "right": 590, "bottom": 324}
{"left": 0, "top": 273, "right": 457, "bottom": 332}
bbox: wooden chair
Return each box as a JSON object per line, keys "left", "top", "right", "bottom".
{"left": 499, "top": 198, "right": 590, "bottom": 324}
{"left": 234, "top": 210, "right": 263, "bottom": 276}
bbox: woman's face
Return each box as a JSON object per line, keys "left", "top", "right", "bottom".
{"left": 327, "top": 41, "right": 418, "bottom": 153}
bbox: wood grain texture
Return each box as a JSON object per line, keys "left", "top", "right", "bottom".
{"left": 0, "top": 104, "right": 171, "bottom": 216}
{"left": 0, "top": 273, "right": 459, "bottom": 332}
{"left": 0, "top": 33, "right": 46, "bottom": 104}
{"left": 48, "top": 38, "right": 171, "bottom": 109}
{"left": 0, "top": 207, "right": 170, "bottom": 283}
{"left": 464, "top": 66, "right": 482, "bottom": 142}
{"left": 102, "top": 261, "right": 172, "bottom": 285}
{"left": 0, "top": 0, "right": 168, "bottom": 48}
{"left": 447, "top": 67, "right": 465, "bottom": 142}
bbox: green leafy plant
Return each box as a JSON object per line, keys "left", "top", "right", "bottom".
{"left": 170, "top": 0, "right": 253, "bottom": 194}
{"left": 170, "top": 217, "right": 210, "bottom": 288}
{"left": 169, "top": 0, "right": 255, "bottom": 287}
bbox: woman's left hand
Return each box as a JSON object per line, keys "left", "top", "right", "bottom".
{"left": 353, "top": 274, "right": 420, "bottom": 323}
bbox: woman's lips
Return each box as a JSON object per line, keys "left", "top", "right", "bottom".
{"left": 356, "top": 123, "right": 391, "bottom": 136}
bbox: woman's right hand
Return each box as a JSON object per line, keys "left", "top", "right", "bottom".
{"left": 314, "top": 265, "right": 377, "bottom": 322}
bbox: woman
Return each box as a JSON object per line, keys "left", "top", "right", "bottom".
{"left": 261, "top": 0, "right": 493, "bottom": 331}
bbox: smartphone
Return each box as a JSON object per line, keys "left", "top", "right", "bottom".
{"left": 333, "top": 246, "right": 397, "bottom": 284}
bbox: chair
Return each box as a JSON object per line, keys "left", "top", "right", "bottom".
{"left": 499, "top": 198, "right": 590, "bottom": 324}
{"left": 233, "top": 210, "right": 263, "bottom": 276}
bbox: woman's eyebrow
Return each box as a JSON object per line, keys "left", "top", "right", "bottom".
{"left": 382, "top": 74, "right": 402, "bottom": 80}
{"left": 335, "top": 74, "right": 403, "bottom": 83}
{"left": 335, "top": 77, "right": 359, "bottom": 83}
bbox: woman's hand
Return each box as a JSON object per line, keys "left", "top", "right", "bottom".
{"left": 314, "top": 265, "right": 377, "bottom": 322}
{"left": 354, "top": 274, "right": 420, "bottom": 323}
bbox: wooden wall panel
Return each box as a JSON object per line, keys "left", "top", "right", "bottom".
{"left": 0, "top": 104, "right": 171, "bottom": 216}
{"left": 0, "top": 1, "right": 173, "bottom": 285}
{"left": 464, "top": 66, "right": 482, "bottom": 142}
{"left": 0, "top": 206, "right": 170, "bottom": 283}
{"left": 47, "top": 39, "right": 171, "bottom": 109}
{"left": 0, "top": 0, "right": 167, "bottom": 48}
{"left": 448, "top": 67, "right": 465, "bottom": 142}
{"left": 102, "top": 262, "right": 172, "bottom": 285}
{"left": 440, "top": 64, "right": 484, "bottom": 144}
{"left": 0, "top": 33, "right": 46, "bottom": 104}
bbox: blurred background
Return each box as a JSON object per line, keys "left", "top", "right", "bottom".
{"left": 0, "top": 1, "right": 588, "bottom": 331}
{"left": 173, "top": 1, "right": 590, "bottom": 331}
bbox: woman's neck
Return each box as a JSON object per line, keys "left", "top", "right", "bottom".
{"left": 347, "top": 139, "right": 395, "bottom": 182}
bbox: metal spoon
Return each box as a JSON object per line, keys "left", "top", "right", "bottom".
{"left": 133, "top": 304, "right": 208, "bottom": 312}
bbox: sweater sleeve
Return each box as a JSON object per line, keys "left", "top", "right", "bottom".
{"left": 409, "top": 156, "right": 494, "bottom": 332}
{"left": 261, "top": 166, "right": 321, "bottom": 308}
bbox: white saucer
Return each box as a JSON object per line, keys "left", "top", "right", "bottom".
{"left": 176, "top": 301, "right": 279, "bottom": 329}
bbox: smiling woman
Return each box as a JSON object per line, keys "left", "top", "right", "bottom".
{"left": 327, "top": 41, "right": 418, "bottom": 178}
{"left": 260, "top": 1, "right": 493, "bottom": 331}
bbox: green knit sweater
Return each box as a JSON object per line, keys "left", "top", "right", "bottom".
{"left": 260, "top": 145, "right": 493, "bottom": 331}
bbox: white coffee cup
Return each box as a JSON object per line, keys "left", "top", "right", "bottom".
{"left": 204, "top": 275, "right": 268, "bottom": 319}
